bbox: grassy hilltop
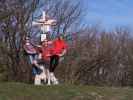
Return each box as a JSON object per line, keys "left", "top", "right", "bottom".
{"left": 0, "top": 82, "right": 133, "bottom": 100}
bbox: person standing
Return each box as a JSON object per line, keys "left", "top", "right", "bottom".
{"left": 23, "top": 36, "right": 38, "bottom": 64}
{"left": 49, "top": 35, "right": 68, "bottom": 84}
{"left": 39, "top": 39, "right": 52, "bottom": 85}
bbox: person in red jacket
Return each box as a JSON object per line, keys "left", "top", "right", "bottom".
{"left": 41, "top": 39, "right": 52, "bottom": 62}
{"left": 49, "top": 35, "right": 68, "bottom": 84}
{"left": 39, "top": 39, "right": 52, "bottom": 85}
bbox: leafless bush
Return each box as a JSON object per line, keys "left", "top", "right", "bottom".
{"left": 56, "top": 26, "right": 133, "bottom": 86}
{"left": 0, "top": 0, "right": 40, "bottom": 82}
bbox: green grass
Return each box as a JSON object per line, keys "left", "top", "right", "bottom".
{"left": 0, "top": 82, "right": 133, "bottom": 100}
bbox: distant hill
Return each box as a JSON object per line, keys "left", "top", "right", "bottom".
{"left": 0, "top": 82, "right": 133, "bottom": 100}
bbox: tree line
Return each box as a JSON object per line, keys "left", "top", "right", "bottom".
{"left": 1, "top": 0, "right": 133, "bottom": 86}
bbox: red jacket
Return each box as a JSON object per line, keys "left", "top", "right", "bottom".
{"left": 51, "top": 39, "right": 67, "bottom": 55}
{"left": 41, "top": 46, "right": 52, "bottom": 61}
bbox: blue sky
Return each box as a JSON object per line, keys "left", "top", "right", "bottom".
{"left": 83, "top": 0, "right": 133, "bottom": 30}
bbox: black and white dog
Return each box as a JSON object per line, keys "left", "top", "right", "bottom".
{"left": 33, "top": 55, "right": 63, "bottom": 85}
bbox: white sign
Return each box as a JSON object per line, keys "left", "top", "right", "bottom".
{"left": 41, "top": 34, "right": 47, "bottom": 42}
